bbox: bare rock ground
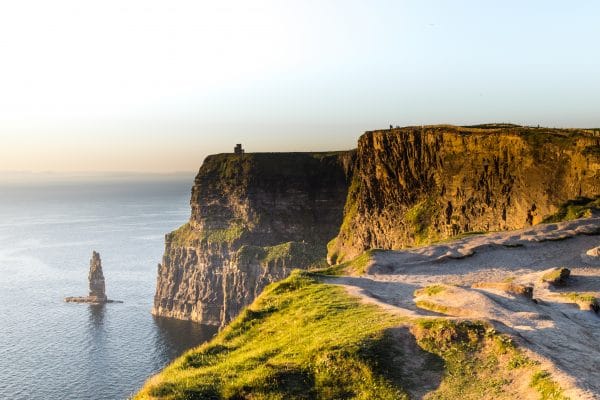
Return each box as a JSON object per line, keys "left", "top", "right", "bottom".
{"left": 325, "top": 217, "right": 600, "bottom": 399}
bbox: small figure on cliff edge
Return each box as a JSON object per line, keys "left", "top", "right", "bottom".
{"left": 234, "top": 143, "right": 244, "bottom": 155}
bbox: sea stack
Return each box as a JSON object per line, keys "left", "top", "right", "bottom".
{"left": 65, "top": 251, "right": 120, "bottom": 304}
{"left": 88, "top": 251, "right": 107, "bottom": 302}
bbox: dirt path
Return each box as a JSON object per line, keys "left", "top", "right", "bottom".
{"left": 325, "top": 217, "right": 600, "bottom": 399}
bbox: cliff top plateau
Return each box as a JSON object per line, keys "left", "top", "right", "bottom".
{"left": 142, "top": 124, "right": 599, "bottom": 399}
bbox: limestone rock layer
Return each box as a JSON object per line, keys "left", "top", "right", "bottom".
{"left": 328, "top": 125, "right": 600, "bottom": 262}
{"left": 153, "top": 125, "right": 599, "bottom": 325}
{"left": 152, "top": 152, "right": 354, "bottom": 325}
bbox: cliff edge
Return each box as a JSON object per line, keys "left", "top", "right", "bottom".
{"left": 328, "top": 124, "right": 600, "bottom": 263}
{"left": 152, "top": 151, "right": 354, "bottom": 325}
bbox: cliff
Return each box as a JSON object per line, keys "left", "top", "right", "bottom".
{"left": 153, "top": 124, "right": 599, "bottom": 325}
{"left": 152, "top": 151, "right": 354, "bottom": 325}
{"left": 328, "top": 124, "right": 600, "bottom": 263}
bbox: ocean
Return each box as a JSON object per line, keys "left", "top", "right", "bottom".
{"left": 0, "top": 176, "right": 218, "bottom": 400}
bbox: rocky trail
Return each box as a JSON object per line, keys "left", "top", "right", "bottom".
{"left": 326, "top": 217, "right": 600, "bottom": 399}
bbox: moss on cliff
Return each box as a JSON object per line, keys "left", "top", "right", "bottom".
{"left": 542, "top": 196, "right": 600, "bottom": 223}
{"left": 167, "top": 222, "right": 247, "bottom": 247}
{"left": 137, "top": 272, "right": 565, "bottom": 400}
{"left": 319, "top": 249, "right": 385, "bottom": 276}
{"left": 201, "top": 223, "right": 246, "bottom": 244}
{"left": 236, "top": 242, "right": 327, "bottom": 269}
{"left": 327, "top": 173, "right": 361, "bottom": 264}
{"left": 405, "top": 198, "right": 438, "bottom": 245}
{"left": 168, "top": 223, "right": 198, "bottom": 247}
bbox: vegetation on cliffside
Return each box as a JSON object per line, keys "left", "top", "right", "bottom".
{"left": 236, "top": 241, "right": 328, "bottom": 270}
{"left": 151, "top": 125, "right": 597, "bottom": 398}
{"left": 136, "top": 271, "right": 564, "bottom": 400}
{"left": 542, "top": 196, "right": 600, "bottom": 223}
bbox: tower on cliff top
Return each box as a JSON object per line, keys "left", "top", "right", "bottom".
{"left": 234, "top": 144, "right": 244, "bottom": 155}
{"left": 88, "top": 251, "right": 107, "bottom": 301}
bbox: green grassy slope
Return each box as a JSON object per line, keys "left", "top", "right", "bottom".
{"left": 135, "top": 271, "right": 565, "bottom": 400}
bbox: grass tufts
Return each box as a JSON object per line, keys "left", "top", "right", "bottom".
{"left": 168, "top": 223, "right": 198, "bottom": 247}
{"left": 559, "top": 292, "right": 599, "bottom": 312}
{"left": 318, "top": 249, "right": 383, "bottom": 276}
{"left": 136, "top": 275, "right": 567, "bottom": 400}
{"left": 542, "top": 196, "right": 600, "bottom": 223}
{"left": 530, "top": 371, "right": 568, "bottom": 400}
{"left": 414, "top": 285, "right": 446, "bottom": 297}
{"left": 135, "top": 271, "right": 409, "bottom": 399}
{"left": 541, "top": 268, "right": 571, "bottom": 286}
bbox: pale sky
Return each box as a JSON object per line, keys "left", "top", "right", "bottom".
{"left": 1, "top": 0, "right": 599, "bottom": 172}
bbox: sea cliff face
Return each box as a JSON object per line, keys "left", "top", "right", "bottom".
{"left": 152, "top": 152, "right": 354, "bottom": 325}
{"left": 327, "top": 125, "right": 600, "bottom": 262}
{"left": 153, "top": 125, "right": 599, "bottom": 325}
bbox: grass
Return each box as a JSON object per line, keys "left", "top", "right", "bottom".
{"left": 542, "top": 196, "right": 600, "bottom": 223}
{"left": 414, "top": 300, "right": 451, "bottom": 315}
{"left": 236, "top": 242, "right": 327, "bottom": 270}
{"left": 541, "top": 268, "right": 571, "bottom": 286}
{"left": 135, "top": 273, "right": 566, "bottom": 400}
{"left": 318, "top": 249, "right": 383, "bottom": 276}
{"left": 559, "top": 292, "right": 599, "bottom": 312}
{"left": 411, "top": 320, "right": 562, "bottom": 400}
{"left": 327, "top": 174, "right": 361, "bottom": 264}
{"left": 413, "top": 285, "right": 460, "bottom": 315}
{"left": 405, "top": 198, "right": 437, "bottom": 245}
{"left": 201, "top": 223, "right": 246, "bottom": 244}
{"left": 168, "top": 223, "right": 198, "bottom": 247}
{"left": 530, "top": 371, "right": 569, "bottom": 400}
{"left": 167, "top": 222, "right": 246, "bottom": 247}
{"left": 414, "top": 285, "right": 446, "bottom": 297}
{"left": 135, "top": 271, "right": 409, "bottom": 399}
{"left": 434, "top": 231, "right": 486, "bottom": 244}
{"left": 203, "top": 152, "right": 352, "bottom": 183}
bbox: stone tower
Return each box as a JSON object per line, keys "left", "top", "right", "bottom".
{"left": 88, "top": 251, "right": 107, "bottom": 301}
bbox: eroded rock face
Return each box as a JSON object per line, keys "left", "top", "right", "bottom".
{"left": 152, "top": 152, "right": 354, "bottom": 325}
{"left": 153, "top": 125, "right": 599, "bottom": 325}
{"left": 65, "top": 251, "right": 118, "bottom": 304}
{"left": 328, "top": 125, "right": 600, "bottom": 262}
{"left": 88, "top": 251, "right": 106, "bottom": 301}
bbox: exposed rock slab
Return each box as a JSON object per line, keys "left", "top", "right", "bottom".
{"left": 326, "top": 217, "right": 600, "bottom": 399}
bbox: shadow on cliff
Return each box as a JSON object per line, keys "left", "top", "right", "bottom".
{"left": 358, "top": 326, "right": 444, "bottom": 399}
{"left": 223, "top": 326, "right": 443, "bottom": 400}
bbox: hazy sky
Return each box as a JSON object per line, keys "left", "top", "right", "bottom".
{"left": 1, "top": 0, "right": 599, "bottom": 172}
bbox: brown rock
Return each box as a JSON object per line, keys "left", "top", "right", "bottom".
{"left": 328, "top": 125, "right": 600, "bottom": 262}
{"left": 88, "top": 251, "right": 106, "bottom": 302}
{"left": 152, "top": 152, "right": 354, "bottom": 326}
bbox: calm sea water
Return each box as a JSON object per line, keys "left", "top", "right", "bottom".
{"left": 0, "top": 177, "right": 218, "bottom": 400}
